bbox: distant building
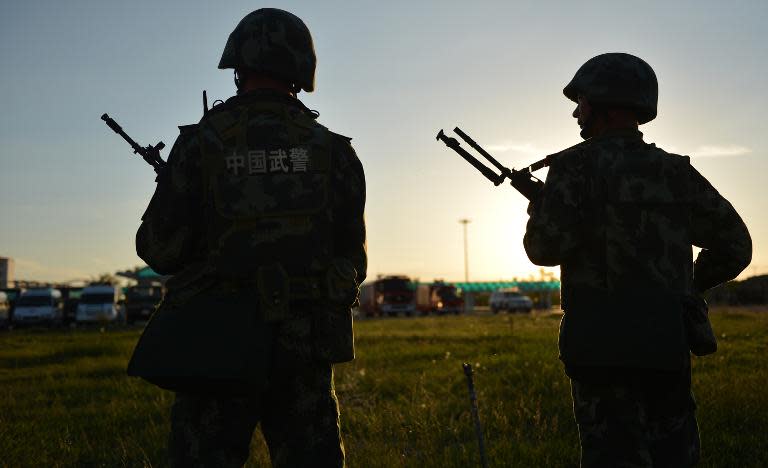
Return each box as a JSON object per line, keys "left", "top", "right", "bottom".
{"left": 0, "top": 257, "right": 14, "bottom": 288}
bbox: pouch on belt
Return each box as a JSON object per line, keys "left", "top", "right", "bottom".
{"left": 127, "top": 289, "right": 272, "bottom": 394}
{"left": 312, "top": 259, "right": 358, "bottom": 363}
{"left": 682, "top": 294, "right": 717, "bottom": 356}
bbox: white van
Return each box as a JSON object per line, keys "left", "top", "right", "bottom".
{"left": 76, "top": 285, "right": 122, "bottom": 323}
{"left": 13, "top": 288, "right": 64, "bottom": 326}
{"left": 489, "top": 288, "right": 534, "bottom": 314}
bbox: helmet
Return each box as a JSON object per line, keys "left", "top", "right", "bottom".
{"left": 563, "top": 53, "right": 658, "bottom": 124}
{"left": 218, "top": 8, "right": 316, "bottom": 92}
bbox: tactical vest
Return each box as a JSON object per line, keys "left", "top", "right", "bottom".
{"left": 602, "top": 146, "right": 693, "bottom": 293}
{"left": 198, "top": 100, "right": 335, "bottom": 283}
{"left": 559, "top": 139, "right": 693, "bottom": 369}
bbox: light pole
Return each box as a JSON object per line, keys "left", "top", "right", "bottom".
{"left": 459, "top": 218, "right": 471, "bottom": 282}
{"left": 459, "top": 218, "right": 472, "bottom": 313}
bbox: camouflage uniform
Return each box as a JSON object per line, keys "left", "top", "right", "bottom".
{"left": 127, "top": 9, "right": 366, "bottom": 468}
{"left": 524, "top": 54, "right": 751, "bottom": 467}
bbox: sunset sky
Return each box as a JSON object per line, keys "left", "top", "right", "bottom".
{"left": 1, "top": 0, "right": 766, "bottom": 283}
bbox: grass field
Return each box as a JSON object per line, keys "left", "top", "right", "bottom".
{"left": 1, "top": 307, "right": 767, "bottom": 467}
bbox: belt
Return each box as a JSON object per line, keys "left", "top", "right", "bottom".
{"left": 215, "top": 276, "right": 325, "bottom": 302}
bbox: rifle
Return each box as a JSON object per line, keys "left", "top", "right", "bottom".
{"left": 101, "top": 113, "right": 166, "bottom": 174}
{"left": 463, "top": 363, "right": 489, "bottom": 468}
{"left": 437, "top": 127, "right": 559, "bottom": 201}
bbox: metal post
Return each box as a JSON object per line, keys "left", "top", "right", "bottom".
{"left": 459, "top": 218, "right": 471, "bottom": 313}
{"left": 463, "top": 363, "right": 489, "bottom": 468}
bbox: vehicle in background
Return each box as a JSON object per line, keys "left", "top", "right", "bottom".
{"left": 0, "top": 288, "right": 22, "bottom": 322}
{"left": 416, "top": 281, "right": 464, "bottom": 315}
{"left": 59, "top": 287, "right": 82, "bottom": 325}
{"left": 359, "top": 275, "right": 415, "bottom": 317}
{"left": 125, "top": 284, "right": 163, "bottom": 324}
{"left": 489, "top": 288, "right": 533, "bottom": 314}
{"left": 0, "top": 292, "right": 9, "bottom": 328}
{"left": 76, "top": 284, "right": 123, "bottom": 323}
{"left": 12, "top": 288, "right": 65, "bottom": 326}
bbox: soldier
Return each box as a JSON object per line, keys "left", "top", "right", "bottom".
{"left": 126, "top": 8, "right": 366, "bottom": 467}
{"left": 524, "top": 53, "right": 752, "bottom": 467}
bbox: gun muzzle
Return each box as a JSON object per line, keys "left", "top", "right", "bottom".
{"left": 101, "top": 113, "right": 123, "bottom": 134}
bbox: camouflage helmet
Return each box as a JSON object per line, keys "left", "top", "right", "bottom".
{"left": 563, "top": 53, "right": 658, "bottom": 124}
{"left": 218, "top": 8, "right": 316, "bottom": 92}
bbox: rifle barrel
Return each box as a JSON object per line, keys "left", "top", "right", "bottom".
{"left": 101, "top": 113, "right": 166, "bottom": 173}
{"left": 527, "top": 155, "right": 552, "bottom": 173}
{"left": 101, "top": 113, "right": 144, "bottom": 154}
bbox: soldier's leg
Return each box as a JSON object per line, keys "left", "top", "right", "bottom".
{"left": 571, "top": 379, "right": 653, "bottom": 468}
{"left": 169, "top": 393, "right": 260, "bottom": 468}
{"left": 645, "top": 367, "right": 701, "bottom": 467}
{"left": 261, "top": 362, "right": 344, "bottom": 468}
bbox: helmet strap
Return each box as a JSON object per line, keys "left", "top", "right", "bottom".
{"left": 580, "top": 111, "right": 598, "bottom": 140}
{"left": 234, "top": 70, "right": 243, "bottom": 94}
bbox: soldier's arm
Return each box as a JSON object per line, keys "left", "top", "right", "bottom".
{"left": 136, "top": 126, "right": 204, "bottom": 275}
{"left": 332, "top": 136, "right": 367, "bottom": 286}
{"left": 523, "top": 156, "right": 585, "bottom": 266}
{"left": 689, "top": 167, "right": 752, "bottom": 293}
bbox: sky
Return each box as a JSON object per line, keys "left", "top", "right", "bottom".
{"left": 1, "top": 0, "right": 766, "bottom": 284}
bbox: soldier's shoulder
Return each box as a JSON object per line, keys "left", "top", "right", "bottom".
{"left": 324, "top": 129, "right": 363, "bottom": 177}
{"left": 326, "top": 129, "right": 356, "bottom": 156}
{"left": 548, "top": 140, "right": 591, "bottom": 172}
{"left": 642, "top": 143, "right": 692, "bottom": 179}
{"left": 178, "top": 123, "right": 199, "bottom": 135}
{"left": 329, "top": 130, "right": 353, "bottom": 143}
{"left": 329, "top": 130, "right": 356, "bottom": 155}
{"left": 167, "top": 123, "right": 202, "bottom": 166}
{"left": 642, "top": 141, "right": 687, "bottom": 159}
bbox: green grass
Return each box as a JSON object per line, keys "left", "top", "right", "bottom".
{"left": 1, "top": 307, "right": 766, "bottom": 467}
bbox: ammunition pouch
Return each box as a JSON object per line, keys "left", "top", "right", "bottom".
{"left": 128, "top": 260, "right": 358, "bottom": 393}
{"left": 127, "top": 289, "right": 273, "bottom": 394}
{"left": 312, "top": 259, "right": 358, "bottom": 363}
{"left": 681, "top": 294, "right": 716, "bottom": 356}
{"left": 220, "top": 259, "right": 357, "bottom": 363}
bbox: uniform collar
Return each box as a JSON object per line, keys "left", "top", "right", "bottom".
{"left": 226, "top": 89, "right": 312, "bottom": 113}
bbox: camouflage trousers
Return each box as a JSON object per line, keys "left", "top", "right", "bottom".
{"left": 570, "top": 367, "right": 700, "bottom": 468}
{"left": 169, "top": 363, "right": 344, "bottom": 468}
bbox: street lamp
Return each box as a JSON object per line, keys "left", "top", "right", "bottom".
{"left": 459, "top": 218, "right": 471, "bottom": 283}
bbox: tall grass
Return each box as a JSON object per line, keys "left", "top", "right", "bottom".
{"left": 1, "top": 307, "right": 766, "bottom": 467}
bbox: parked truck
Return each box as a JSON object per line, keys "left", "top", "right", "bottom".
{"left": 359, "top": 275, "right": 415, "bottom": 317}
{"left": 416, "top": 280, "right": 464, "bottom": 315}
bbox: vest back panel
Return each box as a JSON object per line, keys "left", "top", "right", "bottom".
{"left": 199, "top": 100, "right": 334, "bottom": 278}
